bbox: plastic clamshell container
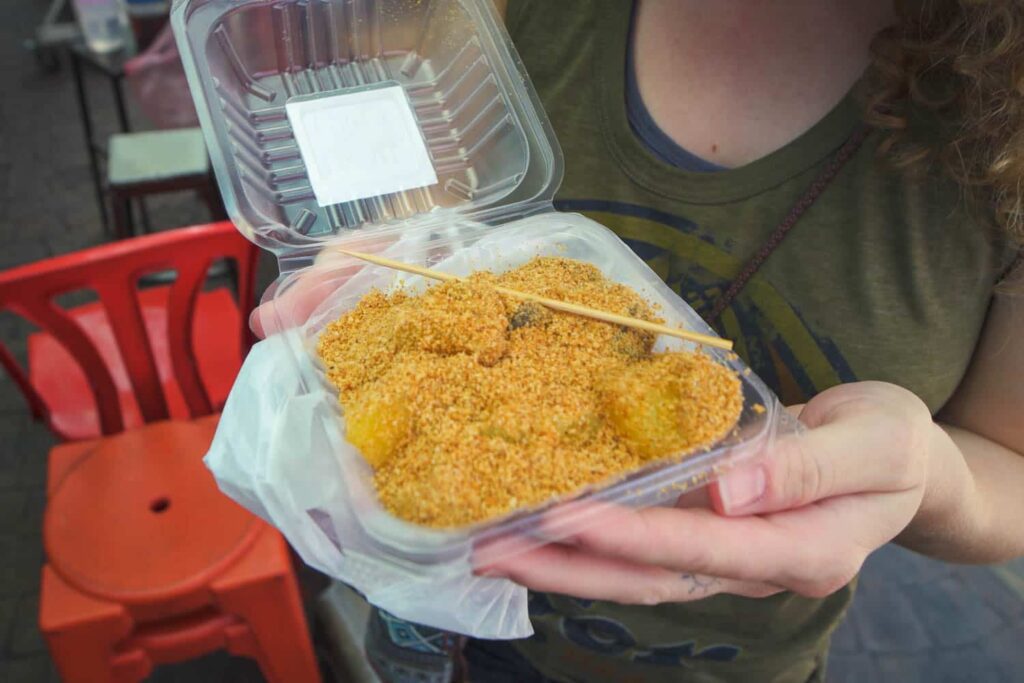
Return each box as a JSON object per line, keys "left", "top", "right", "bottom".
{"left": 172, "top": 0, "right": 561, "bottom": 269}
{"left": 283, "top": 213, "right": 778, "bottom": 562}
{"left": 173, "top": 0, "right": 779, "bottom": 568}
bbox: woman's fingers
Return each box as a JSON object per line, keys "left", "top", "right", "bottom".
{"left": 536, "top": 504, "right": 815, "bottom": 585}
{"left": 490, "top": 495, "right": 892, "bottom": 596}
{"left": 251, "top": 265, "right": 356, "bottom": 337}
{"left": 484, "top": 542, "right": 781, "bottom": 605}
{"left": 250, "top": 234, "right": 399, "bottom": 338}
{"left": 711, "top": 383, "right": 931, "bottom": 516}
{"left": 474, "top": 385, "right": 930, "bottom": 604}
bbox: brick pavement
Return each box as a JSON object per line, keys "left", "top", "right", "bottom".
{"left": 1, "top": 1, "right": 1021, "bottom": 682}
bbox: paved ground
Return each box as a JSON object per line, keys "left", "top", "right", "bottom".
{"left": 829, "top": 546, "right": 1024, "bottom": 682}
{"left": 1, "top": 1, "right": 1022, "bottom": 682}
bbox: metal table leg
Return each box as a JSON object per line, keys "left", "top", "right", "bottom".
{"left": 111, "top": 75, "right": 156, "bottom": 233}
{"left": 70, "top": 50, "right": 109, "bottom": 233}
{"left": 111, "top": 73, "right": 155, "bottom": 233}
{"left": 111, "top": 74, "right": 130, "bottom": 133}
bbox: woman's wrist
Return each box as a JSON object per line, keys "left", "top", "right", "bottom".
{"left": 897, "top": 422, "right": 984, "bottom": 561}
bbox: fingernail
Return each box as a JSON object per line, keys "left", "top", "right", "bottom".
{"left": 719, "top": 465, "right": 766, "bottom": 513}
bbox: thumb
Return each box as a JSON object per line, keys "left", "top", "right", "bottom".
{"left": 252, "top": 234, "right": 400, "bottom": 338}
{"left": 710, "top": 387, "right": 919, "bottom": 516}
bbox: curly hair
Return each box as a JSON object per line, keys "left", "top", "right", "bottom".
{"left": 863, "top": 0, "right": 1024, "bottom": 251}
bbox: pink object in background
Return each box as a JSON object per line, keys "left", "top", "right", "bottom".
{"left": 124, "top": 24, "right": 199, "bottom": 129}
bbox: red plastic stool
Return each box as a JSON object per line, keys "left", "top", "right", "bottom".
{"left": 27, "top": 286, "right": 243, "bottom": 441}
{"left": 39, "top": 415, "right": 321, "bottom": 683}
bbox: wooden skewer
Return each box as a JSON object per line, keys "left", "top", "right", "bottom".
{"left": 336, "top": 249, "right": 734, "bottom": 351}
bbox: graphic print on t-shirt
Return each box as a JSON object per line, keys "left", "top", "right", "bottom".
{"left": 556, "top": 200, "right": 859, "bottom": 406}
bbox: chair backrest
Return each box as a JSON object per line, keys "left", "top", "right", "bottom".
{"left": 0, "top": 221, "right": 259, "bottom": 437}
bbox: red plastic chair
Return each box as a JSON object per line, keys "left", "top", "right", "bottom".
{"left": 0, "top": 221, "right": 257, "bottom": 441}
{"left": 0, "top": 222, "right": 321, "bottom": 682}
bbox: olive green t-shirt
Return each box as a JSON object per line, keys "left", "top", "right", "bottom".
{"left": 500, "top": 1, "right": 1016, "bottom": 682}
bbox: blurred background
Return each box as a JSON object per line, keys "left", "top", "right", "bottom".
{"left": 0, "top": 1, "right": 1022, "bottom": 682}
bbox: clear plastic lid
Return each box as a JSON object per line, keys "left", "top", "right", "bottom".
{"left": 171, "top": 0, "right": 564, "bottom": 268}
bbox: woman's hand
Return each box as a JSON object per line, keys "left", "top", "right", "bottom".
{"left": 250, "top": 235, "right": 397, "bottom": 338}
{"left": 476, "top": 381, "right": 935, "bottom": 604}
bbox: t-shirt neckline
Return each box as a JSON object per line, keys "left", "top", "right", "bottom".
{"left": 596, "top": 1, "right": 866, "bottom": 205}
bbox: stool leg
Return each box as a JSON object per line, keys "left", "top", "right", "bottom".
{"left": 212, "top": 529, "right": 321, "bottom": 683}
{"left": 138, "top": 197, "right": 153, "bottom": 234}
{"left": 39, "top": 566, "right": 139, "bottom": 683}
{"left": 110, "top": 190, "right": 133, "bottom": 240}
{"left": 198, "top": 182, "right": 227, "bottom": 221}
{"left": 71, "top": 50, "right": 109, "bottom": 233}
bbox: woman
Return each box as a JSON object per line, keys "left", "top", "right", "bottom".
{"left": 261, "top": 1, "right": 1024, "bottom": 681}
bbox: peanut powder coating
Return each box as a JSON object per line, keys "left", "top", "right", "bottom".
{"left": 316, "top": 257, "right": 742, "bottom": 528}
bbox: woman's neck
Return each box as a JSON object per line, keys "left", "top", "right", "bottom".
{"left": 632, "top": 0, "right": 895, "bottom": 168}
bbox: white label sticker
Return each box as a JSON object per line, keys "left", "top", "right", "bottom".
{"left": 285, "top": 85, "right": 438, "bottom": 207}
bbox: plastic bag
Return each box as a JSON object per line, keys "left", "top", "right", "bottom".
{"left": 124, "top": 23, "right": 199, "bottom": 129}
{"left": 205, "top": 213, "right": 791, "bottom": 639}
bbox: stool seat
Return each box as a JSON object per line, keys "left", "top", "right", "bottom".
{"left": 44, "top": 417, "right": 259, "bottom": 606}
{"left": 108, "top": 128, "right": 209, "bottom": 188}
{"left": 39, "top": 415, "right": 321, "bottom": 682}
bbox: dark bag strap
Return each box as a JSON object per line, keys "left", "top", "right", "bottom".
{"left": 707, "top": 125, "right": 871, "bottom": 323}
